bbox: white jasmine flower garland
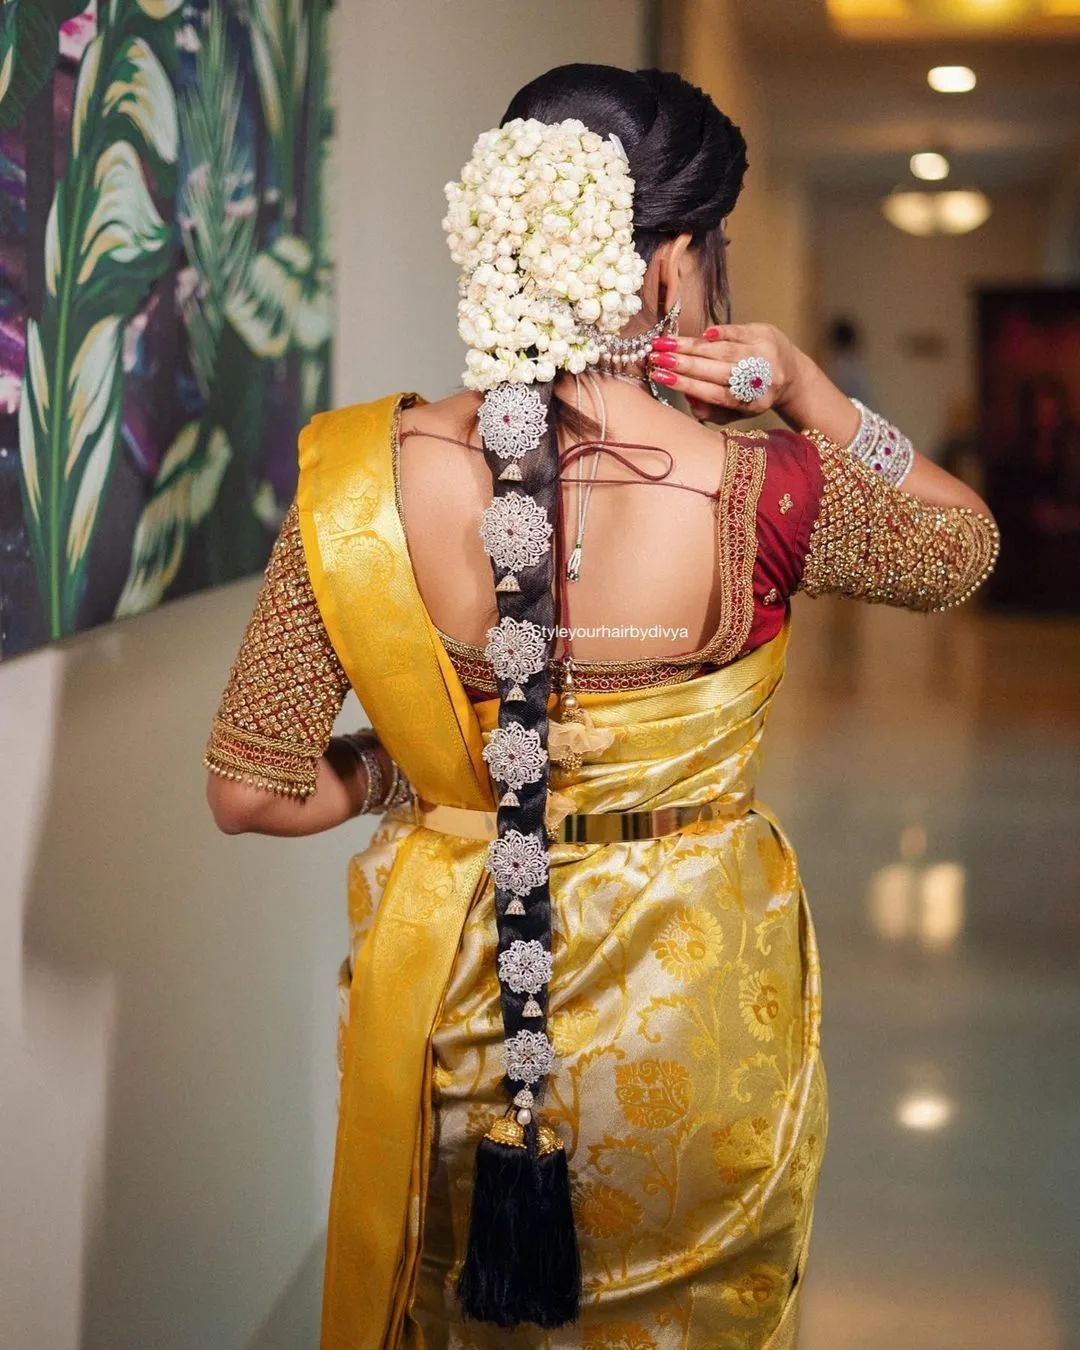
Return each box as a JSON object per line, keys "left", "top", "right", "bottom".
{"left": 442, "top": 117, "right": 648, "bottom": 390}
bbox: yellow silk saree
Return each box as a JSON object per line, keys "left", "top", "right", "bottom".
{"left": 298, "top": 395, "right": 828, "bottom": 1350}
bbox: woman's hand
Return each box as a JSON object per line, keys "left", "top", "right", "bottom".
{"left": 645, "top": 324, "right": 993, "bottom": 517}
{"left": 646, "top": 322, "right": 803, "bottom": 424}
{"left": 647, "top": 323, "right": 865, "bottom": 450}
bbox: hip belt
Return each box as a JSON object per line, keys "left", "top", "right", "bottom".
{"left": 397, "top": 790, "right": 755, "bottom": 844}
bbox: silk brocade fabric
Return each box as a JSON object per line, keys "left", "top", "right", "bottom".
{"left": 344, "top": 645, "right": 825, "bottom": 1349}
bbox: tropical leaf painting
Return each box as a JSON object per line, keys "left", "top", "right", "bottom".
{"left": 0, "top": 0, "right": 334, "bottom": 657}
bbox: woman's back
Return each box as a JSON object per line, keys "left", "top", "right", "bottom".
{"left": 398, "top": 383, "right": 740, "bottom": 663}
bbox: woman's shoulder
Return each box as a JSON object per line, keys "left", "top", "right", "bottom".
{"left": 305, "top": 389, "right": 425, "bottom": 433}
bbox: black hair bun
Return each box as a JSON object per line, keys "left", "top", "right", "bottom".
{"left": 502, "top": 62, "right": 748, "bottom": 254}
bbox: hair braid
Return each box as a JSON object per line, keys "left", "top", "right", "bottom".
{"left": 451, "top": 61, "right": 753, "bottom": 1330}
{"left": 456, "top": 379, "right": 581, "bottom": 1328}
{"left": 484, "top": 381, "right": 559, "bottom": 1088}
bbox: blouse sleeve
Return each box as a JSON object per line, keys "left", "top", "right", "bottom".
{"left": 203, "top": 499, "right": 352, "bottom": 798}
{"left": 795, "top": 428, "right": 1000, "bottom": 612}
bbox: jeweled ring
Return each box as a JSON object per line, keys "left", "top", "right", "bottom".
{"left": 728, "top": 356, "right": 773, "bottom": 404}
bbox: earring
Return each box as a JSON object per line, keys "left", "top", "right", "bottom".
{"left": 594, "top": 297, "right": 681, "bottom": 372}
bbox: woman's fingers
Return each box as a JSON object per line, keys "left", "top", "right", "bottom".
{"left": 648, "top": 344, "right": 780, "bottom": 410}
{"left": 650, "top": 348, "right": 737, "bottom": 386}
{"left": 651, "top": 365, "right": 777, "bottom": 412}
{"left": 655, "top": 335, "right": 744, "bottom": 365}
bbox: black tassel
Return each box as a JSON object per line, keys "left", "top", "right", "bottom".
{"left": 456, "top": 1120, "right": 581, "bottom": 1328}
{"left": 525, "top": 1137, "right": 581, "bottom": 1325}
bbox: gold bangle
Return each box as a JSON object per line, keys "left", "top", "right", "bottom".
{"left": 339, "top": 731, "right": 382, "bottom": 814}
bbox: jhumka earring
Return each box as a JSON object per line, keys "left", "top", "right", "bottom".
{"left": 595, "top": 297, "right": 681, "bottom": 400}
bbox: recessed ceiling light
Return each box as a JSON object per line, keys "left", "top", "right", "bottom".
{"left": 928, "top": 64, "right": 977, "bottom": 92}
{"left": 910, "top": 151, "right": 950, "bottom": 180}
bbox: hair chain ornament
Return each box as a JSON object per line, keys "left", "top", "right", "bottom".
{"left": 595, "top": 295, "right": 681, "bottom": 397}
{"left": 456, "top": 375, "right": 582, "bottom": 1328}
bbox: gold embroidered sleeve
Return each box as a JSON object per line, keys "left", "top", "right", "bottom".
{"left": 203, "top": 500, "right": 351, "bottom": 798}
{"left": 797, "top": 431, "right": 1000, "bottom": 612}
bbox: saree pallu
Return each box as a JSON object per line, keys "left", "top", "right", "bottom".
{"left": 299, "top": 395, "right": 828, "bottom": 1350}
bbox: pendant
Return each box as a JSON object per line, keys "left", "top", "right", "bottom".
{"left": 550, "top": 662, "right": 586, "bottom": 773}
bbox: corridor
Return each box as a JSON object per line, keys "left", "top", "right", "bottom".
{"left": 761, "top": 599, "right": 1080, "bottom": 1350}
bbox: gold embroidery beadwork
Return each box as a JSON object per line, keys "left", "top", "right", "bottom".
{"left": 700, "top": 437, "right": 766, "bottom": 665}
{"left": 798, "top": 430, "right": 1000, "bottom": 612}
{"left": 204, "top": 500, "right": 351, "bottom": 797}
{"left": 779, "top": 493, "right": 793, "bottom": 515}
{"left": 762, "top": 587, "right": 779, "bottom": 605}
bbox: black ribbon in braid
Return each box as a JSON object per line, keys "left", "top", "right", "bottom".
{"left": 456, "top": 378, "right": 582, "bottom": 1330}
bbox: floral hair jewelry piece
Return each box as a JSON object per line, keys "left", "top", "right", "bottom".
{"left": 502, "top": 1028, "right": 558, "bottom": 1085}
{"left": 477, "top": 383, "right": 548, "bottom": 458}
{"left": 498, "top": 939, "right": 553, "bottom": 994}
{"left": 479, "top": 491, "right": 553, "bottom": 582}
{"left": 483, "top": 723, "right": 548, "bottom": 808}
{"left": 483, "top": 614, "right": 548, "bottom": 699}
{"left": 486, "top": 828, "right": 549, "bottom": 896}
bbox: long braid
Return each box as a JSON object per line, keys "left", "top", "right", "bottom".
{"left": 484, "top": 381, "right": 559, "bottom": 1093}
{"left": 456, "top": 378, "right": 580, "bottom": 1327}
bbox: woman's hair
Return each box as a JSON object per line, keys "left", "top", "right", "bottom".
{"left": 504, "top": 63, "right": 748, "bottom": 337}
{"left": 457, "top": 66, "right": 748, "bottom": 1330}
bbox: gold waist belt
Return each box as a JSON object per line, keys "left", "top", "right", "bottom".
{"left": 400, "top": 790, "right": 754, "bottom": 844}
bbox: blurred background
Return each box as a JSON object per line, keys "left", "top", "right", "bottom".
{"left": 2, "top": 2, "right": 1078, "bottom": 1348}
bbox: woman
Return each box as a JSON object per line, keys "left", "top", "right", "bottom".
{"left": 204, "top": 65, "right": 999, "bottom": 1350}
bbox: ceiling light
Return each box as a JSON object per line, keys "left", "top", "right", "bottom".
{"left": 896, "top": 1091, "right": 953, "bottom": 1131}
{"left": 927, "top": 64, "right": 977, "bottom": 92}
{"left": 882, "top": 188, "right": 992, "bottom": 235}
{"left": 910, "top": 151, "right": 950, "bottom": 180}
{"left": 913, "top": 0, "right": 1041, "bottom": 23}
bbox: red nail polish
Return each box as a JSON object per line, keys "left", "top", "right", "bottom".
{"left": 651, "top": 336, "right": 679, "bottom": 351}
{"left": 704, "top": 326, "right": 720, "bottom": 340}
{"left": 652, "top": 368, "right": 677, "bottom": 385}
{"left": 650, "top": 352, "right": 677, "bottom": 368}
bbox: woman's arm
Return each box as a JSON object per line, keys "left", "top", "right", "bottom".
{"left": 207, "top": 735, "right": 399, "bottom": 837}
{"left": 792, "top": 429, "right": 1000, "bottom": 613}
{"left": 648, "top": 325, "right": 993, "bottom": 518}
{"left": 778, "top": 347, "right": 990, "bottom": 516}
{"left": 203, "top": 500, "right": 410, "bottom": 838}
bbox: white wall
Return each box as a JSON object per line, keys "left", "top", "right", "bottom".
{"left": 332, "top": 1, "right": 649, "bottom": 406}
{"left": 808, "top": 185, "right": 1050, "bottom": 456}
{"left": 0, "top": 6, "right": 646, "bottom": 1349}
{"left": 666, "top": 0, "right": 813, "bottom": 350}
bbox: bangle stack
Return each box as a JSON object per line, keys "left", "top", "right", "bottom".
{"left": 845, "top": 398, "right": 914, "bottom": 488}
{"left": 339, "top": 730, "right": 414, "bottom": 814}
